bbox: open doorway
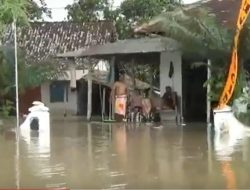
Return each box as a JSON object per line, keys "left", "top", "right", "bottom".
{"left": 182, "top": 59, "right": 207, "bottom": 122}
{"left": 76, "top": 80, "right": 111, "bottom": 116}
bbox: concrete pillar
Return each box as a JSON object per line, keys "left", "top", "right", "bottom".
{"left": 160, "top": 50, "right": 183, "bottom": 117}
{"left": 160, "top": 51, "right": 182, "bottom": 96}
{"left": 69, "top": 64, "right": 77, "bottom": 89}
{"left": 207, "top": 59, "right": 211, "bottom": 125}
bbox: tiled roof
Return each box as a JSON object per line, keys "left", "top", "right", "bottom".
{"left": 183, "top": 0, "right": 241, "bottom": 28}
{"left": 3, "top": 21, "right": 117, "bottom": 62}
{"left": 202, "top": 0, "right": 241, "bottom": 28}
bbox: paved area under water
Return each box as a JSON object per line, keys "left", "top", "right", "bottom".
{"left": 0, "top": 119, "right": 250, "bottom": 189}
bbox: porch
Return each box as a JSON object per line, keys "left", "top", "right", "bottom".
{"left": 57, "top": 37, "right": 187, "bottom": 122}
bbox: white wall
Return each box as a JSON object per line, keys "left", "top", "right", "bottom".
{"left": 160, "top": 50, "right": 182, "bottom": 114}
{"left": 160, "top": 51, "right": 182, "bottom": 96}
{"left": 41, "top": 82, "right": 77, "bottom": 116}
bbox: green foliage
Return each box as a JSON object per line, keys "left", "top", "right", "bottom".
{"left": 202, "top": 53, "right": 249, "bottom": 104}
{"left": 238, "top": 26, "right": 250, "bottom": 60}
{"left": 66, "top": 0, "right": 110, "bottom": 22}
{"left": 203, "top": 63, "right": 227, "bottom": 102}
{"left": 0, "top": 100, "right": 14, "bottom": 117}
{"left": 139, "top": 7, "right": 233, "bottom": 57}
{"left": 0, "top": 49, "right": 11, "bottom": 98}
{"left": 0, "top": 0, "right": 29, "bottom": 24}
{"left": 117, "top": 0, "right": 181, "bottom": 38}
{"left": 0, "top": 0, "right": 57, "bottom": 115}
{"left": 0, "top": 0, "right": 50, "bottom": 39}
{"left": 232, "top": 63, "right": 249, "bottom": 102}
{"left": 0, "top": 47, "right": 65, "bottom": 114}
{"left": 27, "top": 0, "right": 51, "bottom": 20}
{"left": 66, "top": 0, "right": 181, "bottom": 39}
{"left": 0, "top": 0, "right": 50, "bottom": 27}
{"left": 202, "top": 59, "right": 249, "bottom": 104}
{"left": 120, "top": 0, "right": 181, "bottom": 23}
{"left": 1, "top": 47, "right": 66, "bottom": 93}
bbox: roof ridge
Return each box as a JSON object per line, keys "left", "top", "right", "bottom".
{"left": 29, "top": 20, "right": 115, "bottom": 25}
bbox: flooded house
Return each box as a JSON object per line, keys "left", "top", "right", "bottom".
{"left": 2, "top": 21, "right": 117, "bottom": 116}
{"left": 130, "top": 0, "right": 242, "bottom": 122}
{"left": 58, "top": 37, "right": 183, "bottom": 123}
{"left": 57, "top": 0, "right": 243, "bottom": 123}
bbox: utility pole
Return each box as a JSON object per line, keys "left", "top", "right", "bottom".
{"left": 13, "top": 18, "right": 19, "bottom": 132}
{"left": 13, "top": 17, "right": 20, "bottom": 189}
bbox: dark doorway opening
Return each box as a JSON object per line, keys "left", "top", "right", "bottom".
{"left": 182, "top": 60, "right": 207, "bottom": 122}
{"left": 77, "top": 80, "right": 111, "bottom": 117}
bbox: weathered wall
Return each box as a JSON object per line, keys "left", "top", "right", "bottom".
{"left": 19, "top": 87, "right": 41, "bottom": 115}
{"left": 160, "top": 50, "right": 182, "bottom": 114}
{"left": 41, "top": 82, "right": 77, "bottom": 116}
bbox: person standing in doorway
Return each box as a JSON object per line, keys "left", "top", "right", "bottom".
{"left": 111, "top": 71, "right": 128, "bottom": 122}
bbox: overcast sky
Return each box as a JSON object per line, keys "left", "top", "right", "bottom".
{"left": 40, "top": 0, "right": 200, "bottom": 21}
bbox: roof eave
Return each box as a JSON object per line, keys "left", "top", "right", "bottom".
{"left": 56, "top": 37, "right": 180, "bottom": 59}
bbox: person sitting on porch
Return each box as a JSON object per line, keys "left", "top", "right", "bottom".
{"left": 130, "top": 89, "right": 143, "bottom": 113}
{"left": 142, "top": 88, "right": 152, "bottom": 121}
{"left": 111, "top": 71, "right": 128, "bottom": 122}
{"left": 162, "top": 86, "right": 176, "bottom": 110}
{"left": 126, "top": 89, "right": 143, "bottom": 122}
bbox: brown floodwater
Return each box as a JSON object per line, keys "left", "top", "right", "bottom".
{"left": 0, "top": 119, "right": 250, "bottom": 189}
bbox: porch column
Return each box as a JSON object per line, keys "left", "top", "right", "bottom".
{"left": 207, "top": 59, "right": 211, "bottom": 125}
{"left": 87, "top": 68, "right": 93, "bottom": 121}
{"left": 66, "top": 58, "right": 78, "bottom": 115}
{"left": 109, "top": 56, "right": 115, "bottom": 120}
{"left": 160, "top": 50, "right": 183, "bottom": 117}
{"left": 69, "top": 63, "right": 77, "bottom": 89}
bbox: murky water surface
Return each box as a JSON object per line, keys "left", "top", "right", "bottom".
{"left": 0, "top": 120, "right": 250, "bottom": 189}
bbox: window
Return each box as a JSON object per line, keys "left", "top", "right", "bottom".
{"left": 50, "top": 81, "right": 68, "bottom": 103}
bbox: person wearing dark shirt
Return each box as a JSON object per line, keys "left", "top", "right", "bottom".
{"left": 162, "top": 86, "right": 176, "bottom": 110}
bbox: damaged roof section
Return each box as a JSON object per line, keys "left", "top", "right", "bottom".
{"left": 201, "top": 0, "right": 241, "bottom": 28}
{"left": 3, "top": 21, "right": 117, "bottom": 62}
{"left": 57, "top": 37, "right": 180, "bottom": 58}
{"left": 185, "top": 0, "right": 241, "bottom": 28}
{"left": 134, "top": 0, "right": 241, "bottom": 34}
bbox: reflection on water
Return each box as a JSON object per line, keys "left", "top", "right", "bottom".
{"left": 221, "top": 161, "right": 236, "bottom": 189}
{"left": 0, "top": 120, "right": 250, "bottom": 189}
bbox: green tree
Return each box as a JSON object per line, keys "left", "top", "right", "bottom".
{"left": 120, "top": 0, "right": 181, "bottom": 23}
{"left": 0, "top": 0, "right": 50, "bottom": 36}
{"left": 66, "top": 0, "right": 181, "bottom": 39}
{"left": 0, "top": 0, "right": 28, "bottom": 23}
{"left": 27, "top": 0, "right": 51, "bottom": 20}
{"left": 0, "top": 46, "right": 65, "bottom": 116}
{"left": 111, "top": 0, "right": 182, "bottom": 38}
{"left": 66, "top": 0, "right": 110, "bottom": 22}
{"left": 0, "top": 0, "right": 58, "bottom": 116}
{"left": 0, "top": 0, "right": 50, "bottom": 24}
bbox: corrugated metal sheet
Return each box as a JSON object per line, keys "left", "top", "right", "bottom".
{"left": 57, "top": 37, "right": 180, "bottom": 58}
